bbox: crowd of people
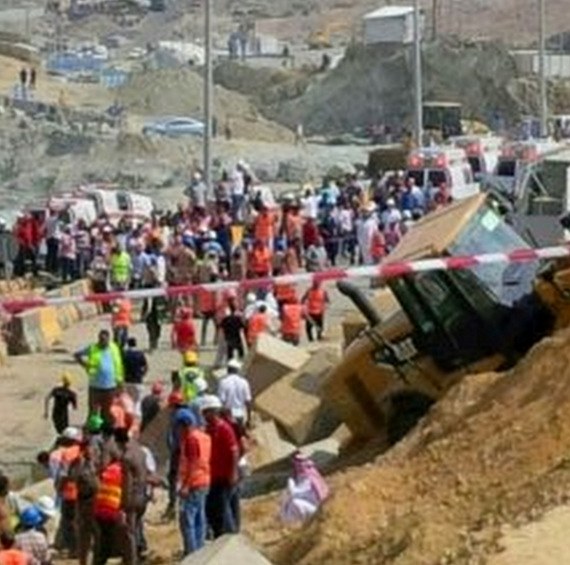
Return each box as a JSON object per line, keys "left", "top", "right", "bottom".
{"left": 0, "top": 162, "right": 456, "bottom": 563}
{"left": 15, "top": 324, "right": 328, "bottom": 564}
{"left": 6, "top": 162, "right": 453, "bottom": 286}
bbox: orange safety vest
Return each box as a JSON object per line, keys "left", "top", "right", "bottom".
{"left": 274, "top": 283, "right": 297, "bottom": 303}
{"left": 306, "top": 288, "right": 326, "bottom": 316}
{"left": 94, "top": 461, "right": 123, "bottom": 521}
{"left": 247, "top": 312, "right": 268, "bottom": 346}
{"left": 179, "top": 428, "right": 212, "bottom": 490}
{"left": 254, "top": 211, "right": 274, "bottom": 242}
{"left": 112, "top": 299, "right": 132, "bottom": 328}
{"left": 0, "top": 549, "right": 28, "bottom": 565}
{"left": 250, "top": 247, "right": 271, "bottom": 276}
{"left": 281, "top": 303, "right": 303, "bottom": 337}
{"left": 285, "top": 213, "right": 302, "bottom": 240}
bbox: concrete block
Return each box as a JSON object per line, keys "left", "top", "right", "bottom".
{"left": 244, "top": 333, "right": 310, "bottom": 397}
{"left": 254, "top": 349, "right": 341, "bottom": 446}
{"left": 180, "top": 534, "right": 272, "bottom": 564}
{"left": 248, "top": 420, "right": 295, "bottom": 471}
{"left": 8, "top": 306, "right": 62, "bottom": 354}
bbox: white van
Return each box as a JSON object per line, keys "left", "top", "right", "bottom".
{"left": 406, "top": 146, "right": 479, "bottom": 201}
{"left": 75, "top": 184, "right": 155, "bottom": 224}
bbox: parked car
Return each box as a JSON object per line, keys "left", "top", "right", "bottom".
{"left": 142, "top": 117, "right": 205, "bottom": 138}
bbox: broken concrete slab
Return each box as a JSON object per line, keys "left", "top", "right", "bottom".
{"left": 254, "top": 348, "right": 341, "bottom": 445}
{"left": 248, "top": 420, "right": 295, "bottom": 471}
{"left": 180, "top": 534, "right": 272, "bottom": 564}
{"left": 244, "top": 333, "right": 310, "bottom": 397}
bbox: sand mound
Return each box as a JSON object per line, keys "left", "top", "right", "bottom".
{"left": 118, "top": 68, "right": 294, "bottom": 143}
{"left": 245, "top": 328, "right": 570, "bottom": 564}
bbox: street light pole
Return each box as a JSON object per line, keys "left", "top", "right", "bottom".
{"left": 539, "top": 0, "right": 548, "bottom": 137}
{"left": 413, "top": 0, "right": 423, "bottom": 147}
{"left": 204, "top": 0, "right": 213, "bottom": 191}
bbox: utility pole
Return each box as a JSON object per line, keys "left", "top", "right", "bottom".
{"left": 413, "top": 0, "right": 423, "bottom": 147}
{"left": 432, "top": 0, "right": 438, "bottom": 41}
{"left": 538, "top": 0, "right": 548, "bottom": 137}
{"left": 204, "top": 0, "right": 213, "bottom": 191}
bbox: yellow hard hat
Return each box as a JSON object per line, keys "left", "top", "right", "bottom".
{"left": 61, "top": 372, "right": 72, "bottom": 386}
{"left": 183, "top": 350, "right": 199, "bottom": 365}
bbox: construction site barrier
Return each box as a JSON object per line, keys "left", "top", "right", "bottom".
{"left": 0, "top": 243, "right": 569, "bottom": 313}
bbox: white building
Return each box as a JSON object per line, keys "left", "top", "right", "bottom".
{"left": 362, "top": 6, "right": 422, "bottom": 46}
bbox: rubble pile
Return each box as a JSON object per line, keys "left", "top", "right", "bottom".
{"left": 244, "top": 328, "right": 570, "bottom": 564}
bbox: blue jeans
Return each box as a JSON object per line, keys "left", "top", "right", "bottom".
{"left": 179, "top": 488, "right": 209, "bottom": 555}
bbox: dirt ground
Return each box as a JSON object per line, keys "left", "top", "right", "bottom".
{"left": 0, "top": 278, "right": 355, "bottom": 562}
{"left": 240, "top": 327, "right": 570, "bottom": 564}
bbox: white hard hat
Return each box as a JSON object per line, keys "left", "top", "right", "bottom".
{"left": 207, "top": 230, "right": 217, "bottom": 240}
{"left": 386, "top": 198, "right": 396, "bottom": 207}
{"left": 227, "top": 358, "right": 242, "bottom": 371}
{"left": 62, "top": 426, "right": 82, "bottom": 442}
{"left": 193, "top": 172, "right": 202, "bottom": 181}
{"left": 36, "top": 496, "right": 58, "bottom": 518}
{"left": 246, "top": 292, "right": 256, "bottom": 304}
{"left": 199, "top": 394, "right": 223, "bottom": 412}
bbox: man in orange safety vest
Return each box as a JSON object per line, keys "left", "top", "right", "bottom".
{"left": 301, "top": 281, "right": 329, "bottom": 342}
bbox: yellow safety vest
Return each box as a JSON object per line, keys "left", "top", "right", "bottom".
{"left": 87, "top": 342, "right": 124, "bottom": 385}
{"left": 181, "top": 366, "right": 205, "bottom": 403}
{"left": 110, "top": 251, "right": 131, "bottom": 284}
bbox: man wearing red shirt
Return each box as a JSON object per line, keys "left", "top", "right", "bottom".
{"left": 13, "top": 213, "right": 40, "bottom": 277}
{"left": 171, "top": 308, "right": 197, "bottom": 354}
{"left": 200, "top": 395, "right": 239, "bottom": 538}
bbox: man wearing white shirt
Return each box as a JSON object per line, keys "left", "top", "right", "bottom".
{"left": 230, "top": 164, "right": 246, "bottom": 221}
{"left": 217, "top": 359, "right": 252, "bottom": 427}
{"left": 45, "top": 209, "right": 61, "bottom": 274}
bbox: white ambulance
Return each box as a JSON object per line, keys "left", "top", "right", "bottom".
{"left": 449, "top": 135, "right": 503, "bottom": 179}
{"left": 75, "top": 184, "right": 155, "bottom": 224}
{"left": 406, "top": 146, "right": 479, "bottom": 200}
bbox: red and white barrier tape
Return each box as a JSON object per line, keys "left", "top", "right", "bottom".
{"left": 1, "top": 243, "right": 570, "bottom": 313}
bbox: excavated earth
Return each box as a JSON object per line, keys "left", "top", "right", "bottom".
{"left": 243, "top": 327, "right": 570, "bottom": 564}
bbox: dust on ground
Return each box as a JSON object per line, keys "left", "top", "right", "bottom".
{"left": 242, "top": 327, "right": 570, "bottom": 564}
